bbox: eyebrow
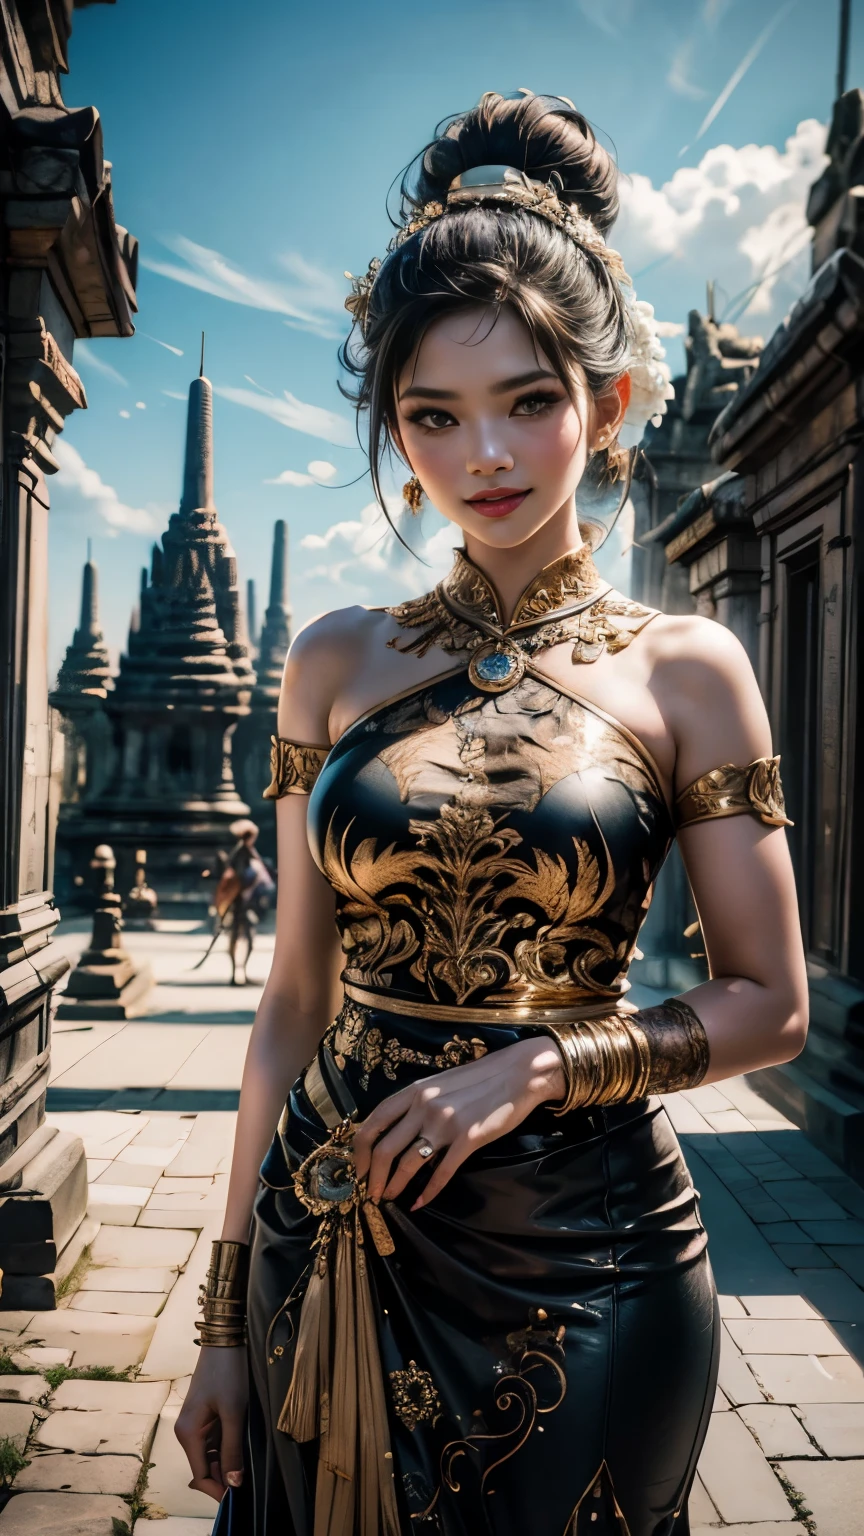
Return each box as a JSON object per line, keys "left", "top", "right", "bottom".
{"left": 398, "top": 368, "right": 559, "bottom": 402}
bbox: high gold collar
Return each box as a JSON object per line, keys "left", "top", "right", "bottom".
{"left": 441, "top": 545, "right": 607, "bottom": 635}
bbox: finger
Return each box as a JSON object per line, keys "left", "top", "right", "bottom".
{"left": 354, "top": 1089, "right": 419, "bottom": 1179}
{"left": 216, "top": 1410, "right": 245, "bottom": 1490}
{"left": 175, "top": 1409, "right": 222, "bottom": 1493}
{"left": 382, "top": 1134, "right": 441, "bottom": 1202}
{"left": 411, "top": 1142, "right": 468, "bottom": 1210}
{"left": 367, "top": 1107, "right": 425, "bottom": 1202}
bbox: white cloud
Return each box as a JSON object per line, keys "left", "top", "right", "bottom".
{"left": 119, "top": 409, "right": 130, "bottom": 419}
{"left": 265, "top": 459, "right": 339, "bottom": 487}
{"left": 74, "top": 341, "right": 127, "bottom": 387}
{"left": 141, "top": 237, "right": 346, "bottom": 340}
{"left": 667, "top": 40, "right": 707, "bottom": 101}
{"left": 53, "top": 440, "right": 155, "bottom": 534}
{"left": 577, "top": 0, "right": 634, "bottom": 36}
{"left": 214, "top": 385, "right": 355, "bottom": 447}
{"left": 135, "top": 401, "right": 146, "bottom": 410}
{"left": 618, "top": 119, "right": 827, "bottom": 331}
{"left": 140, "top": 331, "right": 184, "bottom": 357}
{"left": 301, "top": 501, "right": 458, "bottom": 598}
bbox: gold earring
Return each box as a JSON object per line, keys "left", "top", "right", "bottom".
{"left": 403, "top": 475, "right": 423, "bottom": 514}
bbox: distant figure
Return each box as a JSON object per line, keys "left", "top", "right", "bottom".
{"left": 212, "top": 819, "right": 275, "bottom": 985}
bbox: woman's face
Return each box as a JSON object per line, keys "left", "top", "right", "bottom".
{"left": 394, "top": 304, "right": 629, "bottom": 550}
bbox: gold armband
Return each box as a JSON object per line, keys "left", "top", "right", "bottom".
{"left": 675, "top": 755, "right": 792, "bottom": 830}
{"left": 263, "top": 736, "right": 330, "bottom": 799}
{"left": 544, "top": 998, "right": 710, "bottom": 1115}
{"left": 195, "top": 1240, "right": 249, "bottom": 1348}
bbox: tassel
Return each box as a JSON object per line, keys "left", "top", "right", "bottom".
{"left": 355, "top": 1210, "right": 401, "bottom": 1536}
{"left": 315, "top": 1222, "right": 358, "bottom": 1536}
{"left": 278, "top": 1238, "right": 331, "bottom": 1441}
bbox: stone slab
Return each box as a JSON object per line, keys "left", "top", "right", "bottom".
{"left": 52, "top": 1378, "right": 170, "bottom": 1416}
{"left": 824, "top": 1244, "right": 864, "bottom": 1285}
{"left": 696, "top": 1407, "right": 793, "bottom": 1523}
{"left": 127, "top": 1118, "right": 190, "bottom": 1148}
{"left": 94, "top": 1159, "right": 161, "bottom": 1188}
{"left": 718, "top": 1296, "right": 746, "bottom": 1318}
{"left": 703, "top": 1109, "right": 755, "bottom": 1134}
{"left": 725, "top": 1318, "right": 845, "bottom": 1354}
{"left": 764, "top": 1181, "right": 848, "bottom": 1222}
{"left": 69, "top": 1290, "right": 164, "bottom": 1317}
{"left": 746, "top": 1351, "right": 864, "bottom": 1403}
{"left": 0, "top": 1376, "right": 44, "bottom": 1404}
{"left": 717, "top": 1323, "right": 766, "bottom": 1406}
{"left": 135, "top": 1522, "right": 214, "bottom": 1534}
{"left": 49, "top": 1024, "right": 208, "bottom": 1089}
{"left": 686, "top": 1474, "right": 718, "bottom": 1526}
{"left": 738, "top": 1295, "right": 818, "bottom": 1319}
{"left": 86, "top": 1184, "right": 147, "bottom": 1225}
{"left": 800, "top": 1218, "right": 864, "bottom": 1243}
{"left": 85, "top": 1159, "right": 110, "bottom": 1182}
{"left": 738, "top": 1402, "right": 818, "bottom": 1458}
{"left": 80, "top": 1265, "right": 177, "bottom": 1293}
{"left": 794, "top": 1266, "right": 864, "bottom": 1322}
{"left": 34, "top": 1406, "right": 157, "bottom": 1459}
{"left": 117, "top": 1140, "right": 187, "bottom": 1168}
{"left": 146, "top": 1401, "right": 216, "bottom": 1518}
{"left": 89, "top": 1223, "right": 196, "bottom": 1270}
{"left": 46, "top": 1111, "right": 146, "bottom": 1159}
{"left": 682, "top": 1149, "right": 799, "bottom": 1295}
{"left": 14, "top": 1451, "right": 140, "bottom": 1495}
{"left": 691, "top": 1527, "right": 807, "bottom": 1536}
{"left": 11, "top": 1347, "right": 72, "bottom": 1370}
{"left": 162, "top": 1111, "right": 235, "bottom": 1176}
{"left": 17, "top": 1308, "right": 156, "bottom": 1370}
{"left": 0, "top": 1401, "right": 36, "bottom": 1449}
{"left": 757, "top": 1222, "right": 808, "bottom": 1242}
{"left": 167, "top": 1027, "right": 250, "bottom": 1090}
{"left": 0, "top": 1491, "right": 132, "bottom": 1535}
{"left": 772, "top": 1242, "right": 835, "bottom": 1268}
{"left": 796, "top": 1401, "right": 864, "bottom": 1456}
{"left": 786, "top": 1459, "right": 864, "bottom": 1536}
{"left": 53, "top": 1215, "right": 100, "bottom": 1286}
{"left": 661, "top": 1093, "right": 714, "bottom": 1134}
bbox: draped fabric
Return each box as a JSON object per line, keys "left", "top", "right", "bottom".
{"left": 229, "top": 551, "right": 719, "bottom": 1536}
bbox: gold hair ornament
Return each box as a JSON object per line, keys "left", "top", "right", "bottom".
{"left": 343, "top": 166, "right": 629, "bottom": 335}
{"left": 403, "top": 474, "right": 424, "bottom": 514}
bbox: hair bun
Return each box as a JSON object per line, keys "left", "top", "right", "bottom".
{"left": 408, "top": 90, "right": 619, "bottom": 233}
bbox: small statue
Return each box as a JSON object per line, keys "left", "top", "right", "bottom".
{"left": 194, "top": 819, "right": 275, "bottom": 985}
{"left": 125, "top": 848, "right": 159, "bottom": 929}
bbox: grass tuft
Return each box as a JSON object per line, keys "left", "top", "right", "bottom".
{"left": 42, "top": 1363, "right": 133, "bottom": 1390}
{"left": 0, "top": 1351, "right": 24, "bottom": 1377}
{"left": 0, "top": 1437, "right": 28, "bottom": 1487}
{"left": 55, "top": 1243, "right": 93, "bottom": 1302}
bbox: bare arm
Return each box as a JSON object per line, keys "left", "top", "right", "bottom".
{"left": 650, "top": 615, "right": 809, "bottom": 1079}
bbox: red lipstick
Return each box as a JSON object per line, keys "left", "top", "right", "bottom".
{"left": 465, "top": 488, "right": 529, "bottom": 518}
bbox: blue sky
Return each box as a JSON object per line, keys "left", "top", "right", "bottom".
{"left": 49, "top": 0, "right": 853, "bottom": 676}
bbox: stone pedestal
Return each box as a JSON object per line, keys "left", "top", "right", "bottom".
{"left": 57, "top": 846, "right": 154, "bottom": 1020}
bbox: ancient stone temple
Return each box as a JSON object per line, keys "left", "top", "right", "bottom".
{"left": 696, "top": 86, "right": 864, "bottom": 1178}
{"left": 63, "top": 364, "right": 255, "bottom": 901}
{"left": 234, "top": 519, "right": 292, "bottom": 860}
{"left": 0, "top": 0, "right": 137, "bottom": 1307}
{"left": 50, "top": 551, "right": 115, "bottom": 898}
{"left": 627, "top": 309, "right": 763, "bottom": 997}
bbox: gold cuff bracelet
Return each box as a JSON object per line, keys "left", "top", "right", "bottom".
{"left": 544, "top": 997, "right": 709, "bottom": 1116}
{"left": 195, "top": 1240, "right": 250, "bottom": 1349}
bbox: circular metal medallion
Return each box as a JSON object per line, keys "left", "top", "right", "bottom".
{"left": 293, "top": 1138, "right": 357, "bottom": 1217}
{"left": 468, "top": 640, "right": 526, "bottom": 693}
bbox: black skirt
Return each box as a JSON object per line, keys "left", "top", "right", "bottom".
{"left": 225, "top": 1004, "right": 719, "bottom": 1536}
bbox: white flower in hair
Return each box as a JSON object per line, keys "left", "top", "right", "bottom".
{"left": 618, "top": 290, "right": 676, "bottom": 448}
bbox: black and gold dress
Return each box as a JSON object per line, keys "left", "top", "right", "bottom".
{"left": 241, "top": 547, "right": 729, "bottom": 1536}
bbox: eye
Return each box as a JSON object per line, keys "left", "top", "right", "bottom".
{"left": 406, "top": 407, "right": 457, "bottom": 432}
{"left": 512, "top": 391, "right": 563, "bottom": 417}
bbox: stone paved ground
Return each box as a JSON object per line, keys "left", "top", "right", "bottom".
{"left": 1, "top": 924, "right": 864, "bottom": 1533}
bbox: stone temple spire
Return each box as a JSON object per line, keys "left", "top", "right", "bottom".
{"left": 53, "top": 548, "right": 113, "bottom": 702}
{"left": 180, "top": 334, "right": 215, "bottom": 517}
{"left": 255, "top": 519, "right": 292, "bottom": 691}
{"left": 67, "top": 358, "right": 255, "bottom": 899}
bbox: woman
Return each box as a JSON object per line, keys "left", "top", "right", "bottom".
{"left": 176, "top": 91, "right": 808, "bottom": 1536}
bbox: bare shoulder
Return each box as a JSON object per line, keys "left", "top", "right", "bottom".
{"left": 640, "top": 612, "right": 772, "bottom": 791}
{"left": 277, "top": 605, "right": 390, "bottom": 741}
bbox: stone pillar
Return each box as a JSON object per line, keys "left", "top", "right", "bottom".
{"left": 0, "top": 0, "right": 137, "bottom": 1308}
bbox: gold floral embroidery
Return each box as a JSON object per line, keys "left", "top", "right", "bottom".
{"left": 390, "top": 1360, "right": 443, "bottom": 1432}
{"left": 325, "top": 997, "right": 487, "bottom": 1088}
{"left": 676, "top": 754, "right": 792, "bottom": 829}
{"left": 263, "top": 737, "right": 329, "bottom": 798}
{"left": 384, "top": 546, "right": 656, "bottom": 675}
{"left": 323, "top": 791, "right": 628, "bottom": 1006}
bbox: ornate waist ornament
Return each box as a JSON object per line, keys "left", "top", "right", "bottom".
{"left": 386, "top": 545, "right": 659, "bottom": 693}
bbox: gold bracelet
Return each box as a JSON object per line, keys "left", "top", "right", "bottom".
{"left": 542, "top": 998, "right": 709, "bottom": 1115}
{"left": 195, "top": 1240, "right": 249, "bottom": 1349}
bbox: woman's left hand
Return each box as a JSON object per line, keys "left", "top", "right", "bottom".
{"left": 352, "top": 1037, "right": 565, "bottom": 1211}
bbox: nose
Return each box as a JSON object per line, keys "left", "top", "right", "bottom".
{"left": 465, "top": 425, "right": 515, "bottom": 478}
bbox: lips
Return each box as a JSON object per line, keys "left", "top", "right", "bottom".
{"left": 465, "top": 489, "right": 529, "bottom": 518}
